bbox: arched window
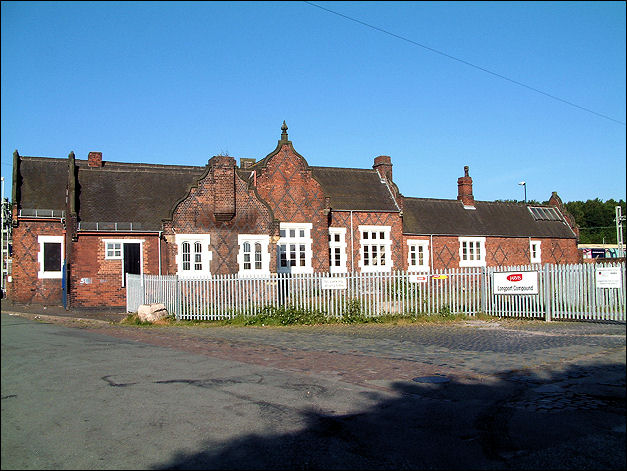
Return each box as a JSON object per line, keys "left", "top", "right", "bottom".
{"left": 243, "top": 242, "right": 251, "bottom": 270}
{"left": 237, "top": 235, "right": 270, "bottom": 276}
{"left": 254, "top": 243, "right": 262, "bottom": 270}
{"left": 182, "top": 242, "right": 191, "bottom": 271}
{"left": 175, "top": 234, "right": 212, "bottom": 277}
{"left": 194, "top": 241, "right": 202, "bottom": 270}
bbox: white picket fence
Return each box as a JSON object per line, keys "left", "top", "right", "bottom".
{"left": 126, "top": 262, "right": 626, "bottom": 322}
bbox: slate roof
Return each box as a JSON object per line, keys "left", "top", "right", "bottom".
{"left": 236, "top": 165, "right": 400, "bottom": 212}
{"left": 17, "top": 156, "right": 206, "bottom": 231}
{"left": 17, "top": 154, "right": 576, "bottom": 239}
{"left": 75, "top": 160, "right": 206, "bottom": 230}
{"left": 402, "top": 198, "right": 577, "bottom": 239}
{"left": 310, "top": 167, "right": 400, "bottom": 211}
{"left": 18, "top": 157, "right": 68, "bottom": 211}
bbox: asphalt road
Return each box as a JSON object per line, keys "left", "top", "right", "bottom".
{"left": 1, "top": 311, "right": 625, "bottom": 470}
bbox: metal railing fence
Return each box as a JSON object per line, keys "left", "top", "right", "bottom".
{"left": 126, "top": 262, "right": 625, "bottom": 322}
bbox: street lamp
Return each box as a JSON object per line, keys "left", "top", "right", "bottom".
{"left": 518, "top": 181, "right": 527, "bottom": 204}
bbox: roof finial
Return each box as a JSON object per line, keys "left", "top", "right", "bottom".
{"left": 281, "top": 120, "right": 288, "bottom": 141}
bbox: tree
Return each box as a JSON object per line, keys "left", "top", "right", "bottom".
{"left": 565, "top": 199, "right": 626, "bottom": 244}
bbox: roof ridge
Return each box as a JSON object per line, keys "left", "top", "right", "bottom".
{"left": 403, "top": 197, "right": 527, "bottom": 205}
{"left": 311, "top": 166, "right": 375, "bottom": 172}
{"left": 20, "top": 156, "right": 67, "bottom": 162}
{"left": 76, "top": 161, "right": 206, "bottom": 171}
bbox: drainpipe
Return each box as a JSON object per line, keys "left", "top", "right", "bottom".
{"left": 350, "top": 211, "right": 354, "bottom": 272}
{"left": 430, "top": 234, "right": 434, "bottom": 272}
{"left": 158, "top": 231, "right": 162, "bottom": 276}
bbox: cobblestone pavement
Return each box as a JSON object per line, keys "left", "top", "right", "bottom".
{"left": 3, "top": 305, "right": 626, "bottom": 469}
{"left": 4, "top": 305, "right": 625, "bottom": 391}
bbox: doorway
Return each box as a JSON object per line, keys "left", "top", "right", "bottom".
{"left": 123, "top": 243, "right": 141, "bottom": 286}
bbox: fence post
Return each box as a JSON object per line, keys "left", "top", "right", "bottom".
{"left": 543, "top": 264, "right": 552, "bottom": 322}
{"left": 125, "top": 272, "right": 129, "bottom": 313}
{"left": 141, "top": 274, "right": 146, "bottom": 306}
{"left": 479, "top": 267, "right": 488, "bottom": 314}
{"left": 175, "top": 275, "right": 180, "bottom": 321}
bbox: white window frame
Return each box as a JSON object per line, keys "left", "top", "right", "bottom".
{"left": 358, "top": 225, "right": 392, "bottom": 273}
{"left": 237, "top": 234, "right": 270, "bottom": 277}
{"left": 530, "top": 240, "right": 542, "bottom": 264}
{"left": 277, "top": 223, "right": 313, "bottom": 274}
{"left": 103, "top": 239, "right": 146, "bottom": 286}
{"left": 37, "top": 235, "right": 64, "bottom": 279}
{"left": 175, "top": 234, "right": 212, "bottom": 277}
{"left": 458, "top": 236, "right": 486, "bottom": 267}
{"left": 104, "top": 240, "right": 123, "bottom": 260}
{"left": 328, "top": 227, "right": 347, "bottom": 274}
{"left": 407, "top": 240, "right": 430, "bottom": 272}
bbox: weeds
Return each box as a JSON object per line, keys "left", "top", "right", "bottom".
{"left": 122, "top": 305, "right": 496, "bottom": 327}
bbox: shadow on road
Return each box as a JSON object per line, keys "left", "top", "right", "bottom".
{"left": 152, "top": 362, "right": 626, "bottom": 470}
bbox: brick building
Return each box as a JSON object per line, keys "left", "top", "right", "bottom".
{"left": 8, "top": 122, "right": 579, "bottom": 308}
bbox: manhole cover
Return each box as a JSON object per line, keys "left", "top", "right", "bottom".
{"left": 412, "top": 375, "right": 450, "bottom": 384}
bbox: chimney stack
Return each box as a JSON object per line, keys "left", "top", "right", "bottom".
{"left": 208, "top": 155, "right": 236, "bottom": 221}
{"left": 88, "top": 152, "right": 103, "bottom": 168}
{"left": 457, "top": 166, "right": 475, "bottom": 208}
{"left": 373, "top": 155, "right": 393, "bottom": 182}
{"left": 240, "top": 158, "right": 256, "bottom": 169}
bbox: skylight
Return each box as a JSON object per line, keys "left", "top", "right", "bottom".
{"left": 528, "top": 206, "right": 562, "bottom": 221}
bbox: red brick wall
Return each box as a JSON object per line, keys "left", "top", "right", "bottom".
{"left": 255, "top": 142, "right": 329, "bottom": 272}
{"left": 402, "top": 235, "right": 432, "bottom": 270}
{"left": 69, "top": 234, "right": 161, "bottom": 308}
{"left": 541, "top": 238, "right": 580, "bottom": 265}
{"left": 329, "top": 211, "right": 404, "bottom": 272}
{"left": 404, "top": 235, "right": 580, "bottom": 269}
{"left": 164, "top": 163, "right": 273, "bottom": 275}
{"left": 8, "top": 219, "right": 65, "bottom": 305}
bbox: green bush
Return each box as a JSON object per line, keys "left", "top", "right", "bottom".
{"left": 223, "top": 305, "right": 329, "bottom": 326}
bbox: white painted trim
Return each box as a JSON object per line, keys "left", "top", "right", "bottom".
{"left": 458, "top": 236, "right": 486, "bottom": 267}
{"left": 175, "top": 234, "right": 212, "bottom": 277}
{"left": 277, "top": 223, "right": 313, "bottom": 274}
{"left": 37, "top": 235, "right": 64, "bottom": 279}
{"left": 237, "top": 234, "right": 271, "bottom": 277}
{"left": 530, "top": 240, "right": 542, "bottom": 264}
{"left": 358, "top": 225, "right": 392, "bottom": 272}
{"left": 329, "top": 227, "right": 347, "bottom": 274}
{"left": 407, "top": 239, "right": 430, "bottom": 272}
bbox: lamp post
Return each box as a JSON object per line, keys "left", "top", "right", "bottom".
{"left": 518, "top": 181, "right": 527, "bottom": 204}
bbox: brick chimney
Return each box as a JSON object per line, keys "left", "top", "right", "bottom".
{"left": 208, "top": 155, "right": 236, "bottom": 221}
{"left": 457, "top": 166, "right": 475, "bottom": 208}
{"left": 373, "top": 155, "right": 393, "bottom": 182}
{"left": 88, "top": 152, "right": 103, "bottom": 168}
{"left": 240, "top": 158, "right": 256, "bottom": 169}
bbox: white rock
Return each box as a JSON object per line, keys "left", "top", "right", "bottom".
{"left": 137, "top": 303, "right": 168, "bottom": 322}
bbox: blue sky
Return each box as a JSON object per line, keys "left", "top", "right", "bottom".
{"left": 2, "top": 1, "right": 625, "bottom": 204}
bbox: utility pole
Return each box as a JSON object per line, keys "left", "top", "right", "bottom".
{"left": 1, "top": 176, "right": 5, "bottom": 295}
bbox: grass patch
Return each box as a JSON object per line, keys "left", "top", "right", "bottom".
{"left": 121, "top": 306, "right": 502, "bottom": 328}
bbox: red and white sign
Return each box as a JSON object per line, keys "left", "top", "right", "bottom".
{"left": 494, "top": 271, "right": 539, "bottom": 295}
{"left": 409, "top": 274, "right": 429, "bottom": 283}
